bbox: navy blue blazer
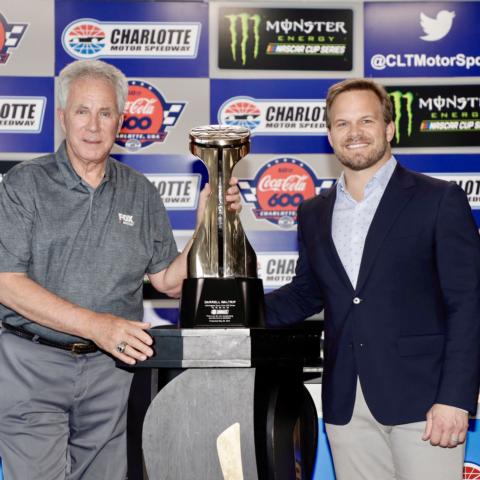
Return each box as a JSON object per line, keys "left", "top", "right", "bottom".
{"left": 266, "top": 163, "right": 480, "bottom": 425}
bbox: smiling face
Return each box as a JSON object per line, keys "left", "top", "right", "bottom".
{"left": 327, "top": 89, "right": 395, "bottom": 173}
{"left": 58, "top": 76, "right": 123, "bottom": 170}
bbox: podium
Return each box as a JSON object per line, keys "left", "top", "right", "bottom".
{"left": 135, "top": 327, "right": 320, "bottom": 480}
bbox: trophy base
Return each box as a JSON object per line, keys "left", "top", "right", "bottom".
{"left": 179, "top": 278, "right": 265, "bottom": 328}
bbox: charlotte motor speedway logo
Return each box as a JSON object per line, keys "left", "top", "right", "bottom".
{"left": 257, "top": 252, "right": 298, "bottom": 289}
{"left": 116, "top": 80, "right": 185, "bottom": 151}
{"left": 218, "top": 96, "right": 327, "bottom": 136}
{"left": 0, "top": 12, "right": 28, "bottom": 64}
{"left": 146, "top": 173, "right": 201, "bottom": 210}
{"left": 428, "top": 173, "right": 480, "bottom": 209}
{"left": 62, "top": 18, "right": 201, "bottom": 59}
{"left": 0, "top": 96, "right": 46, "bottom": 133}
{"left": 239, "top": 157, "right": 333, "bottom": 228}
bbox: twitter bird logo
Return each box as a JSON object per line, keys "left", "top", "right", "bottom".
{"left": 420, "top": 10, "right": 455, "bottom": 41}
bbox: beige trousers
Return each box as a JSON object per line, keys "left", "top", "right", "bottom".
{"left": 325, "top": 380, "right": 465, "bottom": 480}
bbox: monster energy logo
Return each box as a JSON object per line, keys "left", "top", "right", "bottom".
{"left": 225, "top": 13, "right": 261, "bottom": 66}
{"left": 388, "top": 91, "right": 414, "bottom": 144}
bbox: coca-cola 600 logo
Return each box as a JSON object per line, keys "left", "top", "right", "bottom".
{"left": 116, "top": 80, "right": 186, "bottom": 151}
{"left": 239, "top": 157, "right": 333, "bottom": 228}
{"left": 464, "top": 462, "right": 480, "bottom": 479}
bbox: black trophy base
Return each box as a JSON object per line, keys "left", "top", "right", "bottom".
{"left": 179, "top": 277, "right": 265, "bottom": 328}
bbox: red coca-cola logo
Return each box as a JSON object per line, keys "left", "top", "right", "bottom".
{"left": 124, "top": 98, "right": 156, "bottom": 115}
{"left": 464, "top": 462, "right": 480, "bottom": 479}
{"left": 251, "top": 158, "right": 318, "bottom": 228}
{"left": 0, "top": 13, "right": 28, "bottom": 65}
{"left": 116, "top": 80, "right": 185, "bottom": 151}
{"left": 258, "top": 174, "right": 309, "bottom": 193}
{"left": 121, "top": 83, "right": 163, "bottom": 137}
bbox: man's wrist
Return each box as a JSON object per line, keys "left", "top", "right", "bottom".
{"left": 434, "top": 403, "right": 469, "bottom": 415}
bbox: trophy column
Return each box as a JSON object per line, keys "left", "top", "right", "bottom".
{"left": 180, "top": 125, "right": 265, "bottom": 328}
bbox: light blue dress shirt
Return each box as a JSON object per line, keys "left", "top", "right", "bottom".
{"left": 332, "top": 157, "right": 397, "bottom": 289}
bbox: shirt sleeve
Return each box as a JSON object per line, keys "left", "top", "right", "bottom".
{"left": 146, "top": 189, "right": 179, "bottom": 274}
{"left": 0, "top": 166, "right": 35, "bottom": 272}
{"left": 265, "top": 202, "right": 324, "bottom": 326}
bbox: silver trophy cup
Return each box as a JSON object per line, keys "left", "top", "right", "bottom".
{"left": 179, "top": 125, "right": 265, "bottom": 327}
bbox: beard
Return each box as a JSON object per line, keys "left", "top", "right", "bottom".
{"left": 334, "top": 135, "right": 389, "bottom": 172}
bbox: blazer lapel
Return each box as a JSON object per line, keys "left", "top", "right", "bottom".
{"left": 355, "top": 164, "right": 416, "bottom": 293}
{"left": 318, "top": 186, "right": 354, "bottom": 292}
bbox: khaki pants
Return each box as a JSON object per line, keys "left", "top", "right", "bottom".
{"left": 326, "top": 379, "right": 465, "bottom": 480}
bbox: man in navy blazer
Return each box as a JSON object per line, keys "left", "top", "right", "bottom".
{"left": 266, "top": 78, "right": 480, "bottom": 479}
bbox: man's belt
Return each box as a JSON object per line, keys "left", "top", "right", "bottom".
{"left": 2, "top": 322, "right": 98, "bottom": 354}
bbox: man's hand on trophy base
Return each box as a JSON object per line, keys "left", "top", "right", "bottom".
{"left": 89, "top": 314, "right": 154, "bottom": 366}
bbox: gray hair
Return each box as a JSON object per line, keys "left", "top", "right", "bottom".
{"left": 57, "top": 60, "right": 128, "bottom": 112}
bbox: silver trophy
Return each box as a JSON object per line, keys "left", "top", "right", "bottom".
{"left": 179, "top": 125, "right": 265, "bottom": 327}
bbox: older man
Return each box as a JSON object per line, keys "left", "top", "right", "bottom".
{"left": 266, "top": 78, "right": 480, "bottom": 479}
{"left": 0, "top": 60, "right": 240, "bottom": 480}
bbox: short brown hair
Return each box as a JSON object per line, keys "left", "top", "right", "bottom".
{"left": 325, "top": 78, "right": 393, "bottom": 129}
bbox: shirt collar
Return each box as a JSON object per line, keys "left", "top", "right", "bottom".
{"left": 337, "top": 156, "right": 397, "bottom": 197}
{"left": 371, "top": 156, "right": 397, "bottom": 191}
{"left": 56, "top": 140, "right": 113, "bottom": 190}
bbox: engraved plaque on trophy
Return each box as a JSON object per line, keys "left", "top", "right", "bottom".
{"left": 179, "top": 125, "right": 265, "bottom": 328}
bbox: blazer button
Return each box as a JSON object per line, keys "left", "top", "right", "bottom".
{"left": 353, "top": 297, "right": 362, "bottom": 304}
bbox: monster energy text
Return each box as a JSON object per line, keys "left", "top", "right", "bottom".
{"left": 418, "top": 96, "right": 480, "bottom": 111}
{"left": 265, "top": 19, "right": 347, "bottom": 35}
{"left": 430, "top": 111, "right": 479, "bottom": 120}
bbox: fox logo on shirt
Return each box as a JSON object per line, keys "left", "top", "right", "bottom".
{"left": 118, "top": 213, "right": 134, "bottom": 227}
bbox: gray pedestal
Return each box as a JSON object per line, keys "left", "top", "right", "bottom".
{"left": 139, "top": 328, "right": 320, "bottom": 480}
